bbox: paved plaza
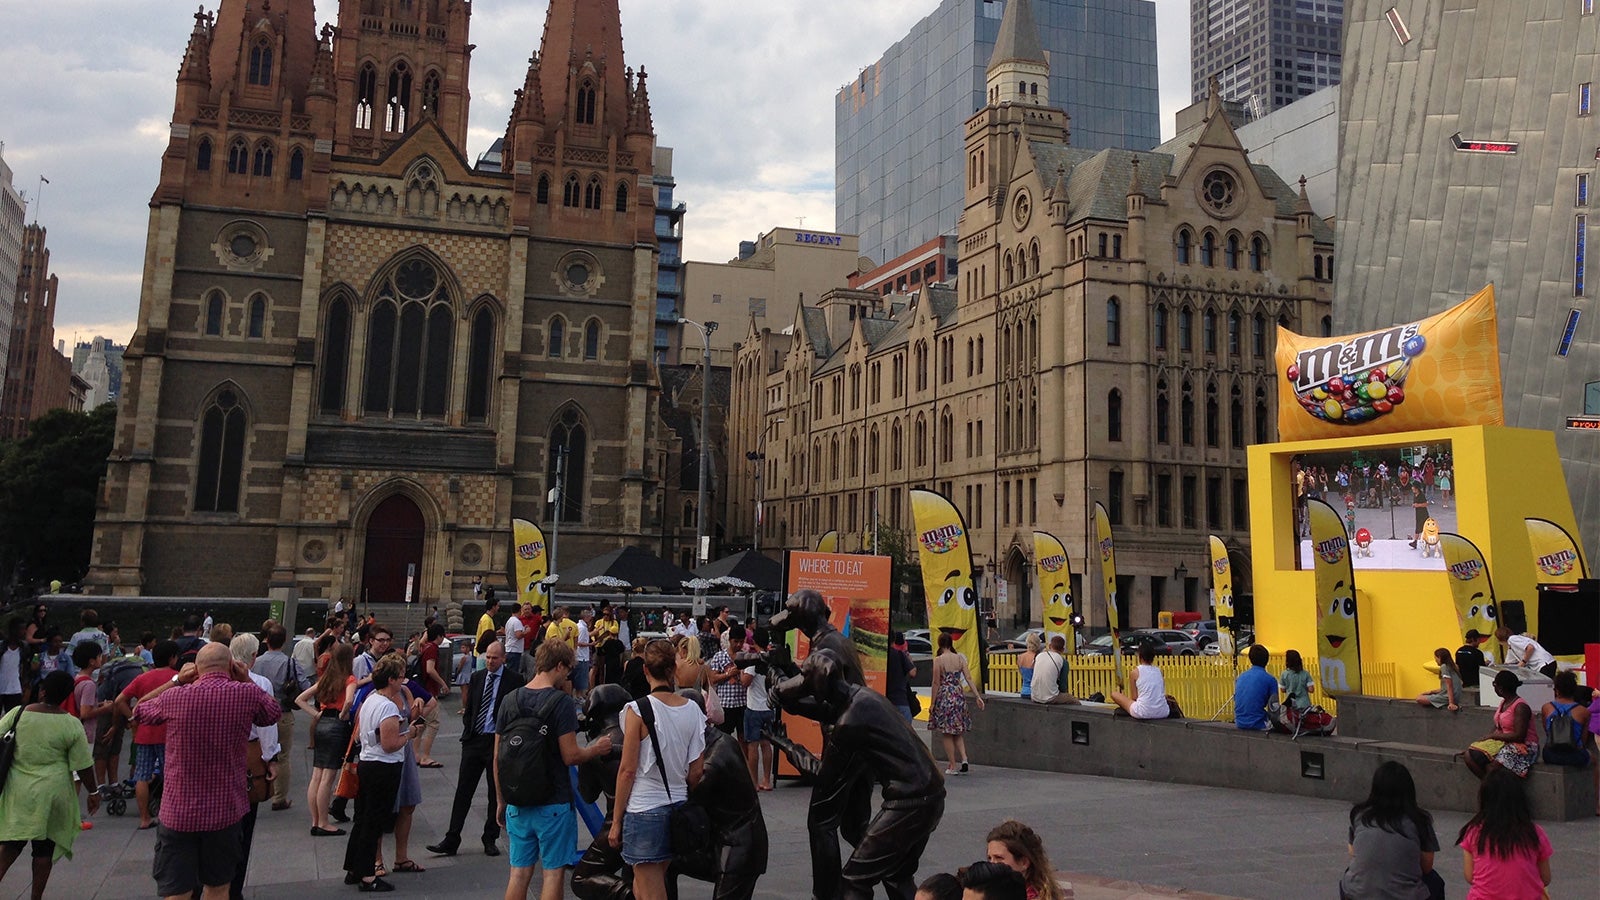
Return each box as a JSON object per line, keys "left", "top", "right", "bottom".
{"left": 17, "top": 699, "right": 1598, "bottom": 899}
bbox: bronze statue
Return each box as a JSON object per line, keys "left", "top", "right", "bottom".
{"left": 572, "top": 685, "right": 634, "bottom": 900}
{"left": 767, "top": 588, "right": 865, "bottom": 686}
{"left": 768, "top": 649, "right": 945, "bottom": 900}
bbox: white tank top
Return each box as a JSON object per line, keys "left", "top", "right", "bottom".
{"left": 626, "top": 696, "right": 707, "bottom": 812}
{"left": 1130, "top": 664, "right": 1170, "bottom": 719}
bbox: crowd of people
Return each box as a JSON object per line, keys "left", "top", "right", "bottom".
{"left": 0, "top": 596, "right": 1593, "bottom": 898}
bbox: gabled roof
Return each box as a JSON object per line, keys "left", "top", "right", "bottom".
{"left": 800, "top": 307, "right": 831, "bottom": 359}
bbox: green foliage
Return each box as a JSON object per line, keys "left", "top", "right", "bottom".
{"left": 871, "top": 522, "right": 925, "bottom": 627}
{"left": 0, "top": 404, "right": 116, "bottom": 591}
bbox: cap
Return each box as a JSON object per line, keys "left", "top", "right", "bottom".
{"left": 889, "top": 630, "right": 905, "bottom": 645}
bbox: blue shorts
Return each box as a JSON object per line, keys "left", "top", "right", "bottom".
{"left": 622, "top": 802, "right": 681, "bottom": 865}
{"left": 133, "top": 743, "right": 165, "bottom": 783}
{"left": 742, "top": 708, "right": 774, "bottom": 743}
{"left": 506, "top": 802, "right": 576, "bottom": 871}
{"left": 571, "top": 660, "right": 591, "bottom": 691}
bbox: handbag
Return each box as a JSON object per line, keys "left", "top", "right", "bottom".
{"left": 333, "top": 710, "right": 362, "bottom": 800}
{"left": 700, "top": 668, "right": 725, "bottom": 726}
{"left": 908, "top": 691, "right": 922, "bottom": 717}
{"left": 245, "top": 740, "right": 273, "bottom": 805}
{"left": 0, "top": 707, "right": 21, "bottom": 794}
{"left": 636, "top": 695, "right": 712, "bottom": 853}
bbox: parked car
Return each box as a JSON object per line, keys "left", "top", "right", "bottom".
{"left": 903, "top": 634, "right": 934, "bottom": 656}
{"left": 903, "top": 628, "right": 931, "bottom": 647}
{"left": 1180, "top": 619, "right": 1219, "bottom": 648}
{"left": 1079, "top": 634, "right": 1118, "bottom": 656}
{"left": 1203, "top": 627, "right": 1256, "bottom": 656}
{"left": 1120, "top": 628, "right": 1204, "bottom": 656}
{"left": 988, "top": 627, "right": 1045, "bottom": 653}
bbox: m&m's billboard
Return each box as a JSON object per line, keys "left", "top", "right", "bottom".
{"left": 1275, "top": 285, "right": 1504, "bottom": 441}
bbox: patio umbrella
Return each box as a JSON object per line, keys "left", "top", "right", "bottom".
{"left": 561, "top": 545, "right": 696, "bottom": 592}
{"left": 692, "top": 550, "right": 784, "bottom": 592}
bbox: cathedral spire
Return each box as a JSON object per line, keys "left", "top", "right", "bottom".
{"left": 628, "top": 66, "right": 655, "bottom": 136}
{"left": 536, "top": 0, "right": 632, "bottom": 136}
{"left": 178, "top": 7, "right": 214, "bottom": 87}
{"left": 988, "top": 0, "right": 1048, "bottom": 72}
{"left": 208, "top": 0, "right": 318, "bottom": 110}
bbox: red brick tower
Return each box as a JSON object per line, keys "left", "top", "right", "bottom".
{"left": 330, "top": 0, "right": 474, "bottom": 159}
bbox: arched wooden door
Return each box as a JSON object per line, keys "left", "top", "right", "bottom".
{"left": 362, "top": 494, "right": 425, "bottom": 605}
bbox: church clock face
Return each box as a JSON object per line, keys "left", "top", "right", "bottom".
{"left": 1012, "top": 190, "right": 1032, "bottom": 229}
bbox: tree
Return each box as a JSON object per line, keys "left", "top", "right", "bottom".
{"left": 0, "top": 404, "right": 116, "bottom": 596}
{"left": 871, "top": 522, "right": 924, "bottom": 627}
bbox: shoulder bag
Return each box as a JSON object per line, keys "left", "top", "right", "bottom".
{"left": 0, "top": 707, "right": 21, "bottom": 794}
{"left": 635, "top": 696, "right": 711, "bottom": 852}
{"left": 699, "top": 666, "right": 725, "bottom": 726}
{"left": 246, "top": 739, "right": 273, "bottom": 805}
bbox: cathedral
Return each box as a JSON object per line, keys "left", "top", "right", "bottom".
{"left": 87, "top": 0, "right": 672, "bottom": 603}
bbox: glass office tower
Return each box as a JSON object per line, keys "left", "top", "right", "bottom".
{"left": 837, "top": 0, "right": 1159, "bottom": 267}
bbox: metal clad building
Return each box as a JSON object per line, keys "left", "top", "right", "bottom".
{"left": 836, "top": 0, "right": 1159, "bottom": 269}
{"left": 1337, "top": 0, "right": 1600, "bottom": 557}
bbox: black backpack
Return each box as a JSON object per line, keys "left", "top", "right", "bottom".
{"left": 97, "top": 657, "right": 149, "bottom": 704}
{"left": 1547, "top": 702, "right": 1580, "bottom": 749}
{"left": 496, "top": 688, "right": 566, "bottom": 806}
{"left": 174, "top": 636, "right": 205, "bottom": 668}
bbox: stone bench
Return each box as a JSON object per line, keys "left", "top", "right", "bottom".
{"left": 964, "top": 698, "right": 1595, "bottom": 820}
{"left": 1336, "top": 693, "right": 1496, "bottom": 748}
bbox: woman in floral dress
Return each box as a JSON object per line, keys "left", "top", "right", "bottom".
{"left": 929, "top": 633, "right": 984, "bottom": 775}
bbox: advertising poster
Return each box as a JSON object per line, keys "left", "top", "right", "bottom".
{"left": 1308, "top": 498, "right": 1363, "bottom": 694}
{"left": 1208, "top": 535, "right": 1236, "bottom": 660}
{"left": 1276, "top": 286, "right": 1504, "bottom": 441}
{"left": 511, "top": 518, "right": 550, "bottom": 611}
{"left": 1093, "top": 502, "right": 1125, "bottom": 688}
{"left": 1524, "top": 517, "right": 1588, "bottom": 584}
{"left": 910, "top": 489, "right": 982, "bottom": 689}
{"left": 1033, "top": 531, "right": 1075, "bottom": 655}
{"left": 779, "top": 551, "right": 891, "bottom": 776}
{"left": 1439, "top": 533, "right": 1499, "bottom": 657}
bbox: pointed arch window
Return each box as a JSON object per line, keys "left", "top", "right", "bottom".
{"left": 288, "top": 148, "right": 304, "bottom": 180}
{"left": 195, "top": 388, "right": 247, "bottom": 513}
{"left": 1178, "top": 307, "right": 1193, "bottom": 351}
{"left": 940, "top": 408, "right": 954, "bottom": 463}
{"left": 204, "top": 291, "right": 225, "bottom": 335}
{"left": 583, "top": 177, "right": 602, "bottom": 210}
{"left": 537, "top": 174, "right": 551, "bottom": 205}
{"left": 1004, "top": 252, "right": 1015, "bottom": 286}
{"left": 562, "top": 174, "right": 580, "bottom": 208}
{"left": 1252, "top": 313, "right": 1266, "bottom": 357}
{"left": 1108, "top": 389, "right": 1123, "bottom": 442}
{"left": 1249, "top": 235, "right": 1266, "bottom": 271}
{"left": 466, "top": 305, "right": 496, "bottom": 422}
{"left": 227, "top": 139, "right": 249, "bottom": 174}
{"left": 197, "top": 138, "right": 212, "bottom": 171}
{"left": 1106, "top": 296, "right": 1121, "bottom": 346}
{"left": 576, "top": 80, "right": 597, "bottom": 125}
{"left": 547, "top": 317, "right": 566, "bottom": 357}
{"left": 868, "top": 426, "right": 880, "bottom": 475}
{"left": 547, "top": 408, "right": 586, "bottom": 522}
{"left": 1227, "top": 311, "right": 1241, "bottom": 355}
{"left": 1254, "top": 387, "right": 1270, "bottom": 444}
{"left": 1176, "top": 228, "right": 1192, "bottom": 264}
{"left": 1154, "top": 304, "right": 1168, "bottom": 349}
{"left": 615, "top": 182, "right": 629, "bottom": 213}
{"left": 1156, "top": 387, "right": 1171, "bottom": 444}
{"left": 356, "top": 63, "right": 378, "bottom": 130}
{"left": 1181, "top": 388, "right": 1195, "bottom": 446}
{"left": 1224, "top": 233, "right": 1241, "bottom": 269}
{"left": 1205, "top": 382, "right": 1221, "bottom": 447}
{"left": 252, "top": 142, "right": 274, "bottom": 177}
{"left": 362, "top": 257, "right": 453, "bottom": 419}
{"left": 248, "top": 39, "right": 273, "bottom": 86}
{"left": 1230, "top": 384, "right": 1245, "bottom": 448}
{"left": 247, "top": 294, "right": 266, "bottom": 338}
{"left": 386, "top": 62, "right": 413, "bottom": 133}
{"left": 1203, "top": 309, "right": 1217, "bottom": 353}
{"left": 1200, "top": 231, "right": 1216, "bottom": 267}
{"left": 914, "top": 416, "right": 928, "bottom": 468}
{"left": 420, "top": 70, "right": 442, "bottom": 118}
{"left": 890, "top": 420, "right": 903, "bottom": 469}
{"left": 850, "top": 431, "right": 862, "bottom": 475}
{"left": 319, "top": 295, "right": 350, "bottom": 414}
{"left": 583, "top": 319, "right": 600, "bottom": 360}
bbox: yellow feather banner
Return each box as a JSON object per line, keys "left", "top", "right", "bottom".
{"left": 1033, "top": 531, "right": 1074, "bottom": 655}
{"left": 1308, "top": 499, "right": 1362, "bottom": 694}
{"left": 911, "top": 489, "right": 981, "bottom": 689}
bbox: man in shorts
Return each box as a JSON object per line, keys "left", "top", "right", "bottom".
{"left": 708, "top": 622, "right": 752, "bottom": 743}
{"left": 132, "top": 643, "right": 279, "bottom": 900}
{"left": 496, "top": 641, "right": 611, "bottom": 900}
{"left": 116, "top": 640, "right": 183, "bottom": 829}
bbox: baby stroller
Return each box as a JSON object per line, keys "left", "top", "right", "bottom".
{"left": 99, "top": 779, "right": 138, "bottom": 817}
{"left": 1269, "top": 702, "right": 1337, "bottom": 739}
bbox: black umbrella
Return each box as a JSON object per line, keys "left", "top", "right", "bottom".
{"left": 692, "top": 550, "right": 785, "bottom": 593}
{"left": 561, "top": 546, "right": 696, "bottom": 592}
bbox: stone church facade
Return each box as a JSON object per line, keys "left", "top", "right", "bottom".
{"left": 88, "top": 0, "right": 672, "bottom": 603}
{"left": 729, "top": 0, "right": 1335, "bottom": 629}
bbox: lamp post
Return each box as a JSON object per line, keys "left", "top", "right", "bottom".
{"left": 679, "top": 318, "right": 718, "bottom": 564}
{"left": 746, "top": 416, "right": 783, "bottom": 552}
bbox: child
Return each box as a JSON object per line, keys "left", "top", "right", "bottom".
{"left": 1417, "top": 647, "right": 1462, "bottom": 712}
{"left": 33, "top": 629, "right": 74, "bottom": 695}
{"left": 1279, "top": 649, "right": 1314, "bottom": 710}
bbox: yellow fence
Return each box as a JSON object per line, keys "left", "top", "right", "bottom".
{"left": 985, "top": 653, "right": 1397, "bottom": 721}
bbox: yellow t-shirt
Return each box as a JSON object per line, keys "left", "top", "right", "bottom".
{"left": 546, "top": 618, "right": 579, "bottom": 650}
{"left": 476, "top": 613, "right": 497, "bottom": 648}
{"left": 592, "top": 618, "right": 619, "bottom": 647}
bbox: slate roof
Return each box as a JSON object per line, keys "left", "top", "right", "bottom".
{"left": 989, "top": 0, "right": 1047, "bottom": 68}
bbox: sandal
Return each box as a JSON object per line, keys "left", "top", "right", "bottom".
{"left": 393, "top": 859, "right": 425, "bottom": 873}
{"left": 417, "top": 760, "right": 444, "bottom": 769}
{"left": 373, "top": 864, "right": 387, "bottom": 878}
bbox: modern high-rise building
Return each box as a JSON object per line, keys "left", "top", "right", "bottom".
{"left": 1190, "top": 0, "right": 1343, "bottom": 116}
{"left": 0, "top": 225, "right": 79, "bottom": 439}
{"left": 1337, "top": 1, "right": 1600, "bottom": 559}
{"left": 0, "top": 147, "right": 24, "bottom": 399}
{"left": 653, "top": 146, "right": 685, "bottom": 364}
{"left": 72, "top": 336, "right": 126, "bottom": 409}
{"left": 837, "top": 0, "right": 1160, "bottom": 268}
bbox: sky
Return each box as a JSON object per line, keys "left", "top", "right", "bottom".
{"left": 0, "top": 0, "right": 1193, "bottom": 347}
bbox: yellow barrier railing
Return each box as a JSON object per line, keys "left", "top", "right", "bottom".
{"left": 984, "top": 653, "right": 1397, "bottom": 721}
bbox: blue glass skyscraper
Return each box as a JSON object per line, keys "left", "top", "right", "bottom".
{"left": 836, "top": 0, "right": 1160, "bottom": 267}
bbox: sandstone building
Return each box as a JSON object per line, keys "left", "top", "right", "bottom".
{"left": 1, "top": 225, "right": 84, "bottom": 439}
{"left": 88, "top": 0, "right": 674, "bottom": 603}
{"left": 732, "top": 0, "right": 1333, "bottom": 627}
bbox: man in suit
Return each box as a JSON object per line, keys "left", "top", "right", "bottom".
{"left": 427, "top": 640, "right": 516, "bottom": 857}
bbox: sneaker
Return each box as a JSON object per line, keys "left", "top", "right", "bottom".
{"left": 959, "top": 762, "right": 970, "bottom": 774}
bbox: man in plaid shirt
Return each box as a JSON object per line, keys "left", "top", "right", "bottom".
{"left": 133, "top": 642, "right": 281, "bottom": 900}
{"left": 708, "top": 621, "right": 754, "bottom": 743}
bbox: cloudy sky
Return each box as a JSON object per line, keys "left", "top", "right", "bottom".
{"left": 0, "top": 0, "right": 1192, "bottom": 346}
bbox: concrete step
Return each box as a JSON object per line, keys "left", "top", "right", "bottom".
{"left": 1336, "top": 693, "right": 1493, "bottom": 748}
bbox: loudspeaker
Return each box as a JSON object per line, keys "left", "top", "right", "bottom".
{"left": 1536, "top": 582, "right": 1600, "bottom": 655}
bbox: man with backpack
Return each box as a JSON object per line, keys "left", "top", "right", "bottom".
{"left": 94, "top": 644, "right": 149, "bottom": 789}
{"left": 252, "top": 625, "right": 311, "bottom": 810}
{"left": 115, "top": 640, "right": 183, "bottom": 829}
{"left": 496, "top": 640, "right": 612, "bottom": 900}
{"left": 173, "top": 615, "right": 207, "bottom": 666}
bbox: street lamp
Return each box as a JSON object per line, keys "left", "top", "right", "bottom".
{"left": 746, "top": 417, "right": 784, "bottom": 552}
{"left": 679, "top": 318, "right": 718, "bottom": 563}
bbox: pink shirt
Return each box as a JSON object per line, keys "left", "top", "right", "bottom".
{"left": 1459, "top": 823, "right": 1550, "bottom": 900}
{"left": 133, "top": 671, "right": 280, "bottom": 832}
{"left": 1494, "top": 697, "right": 1538, "bottom": 746}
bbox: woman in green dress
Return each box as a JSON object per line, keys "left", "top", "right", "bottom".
{"left": 0, "top": 670, "right": 99, "bottom": 899}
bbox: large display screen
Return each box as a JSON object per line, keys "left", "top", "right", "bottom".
{"left": 1291, "top": 440, "right": 1456, "bottom": 572}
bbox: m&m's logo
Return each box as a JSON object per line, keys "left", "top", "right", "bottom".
{"left": 1213, "top": 557, "right": 1229, "bottom": 576}
{"left": 1536, "top": 549, "right": 1577, "bottom": 578}
{"left": 517, "top": 540, "right": 546, "bottom": 560}
{"left": 1099, "top": 537, "right": 1114, "bottom": 561}
{"left": 1448, "top": 559, "right": 1483, "bottom": 581}
{"left": 1040, "top": 553, "right": 1066, "bottom": 573}
{"left": 919, "top": 524, "right": 963, "bottom": 554}
{"left": 1316, "top": 535, "right": 1347, "bottom": 565}
{"left": 1286, "top": 322, "right": 1424, "bottom": 426}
